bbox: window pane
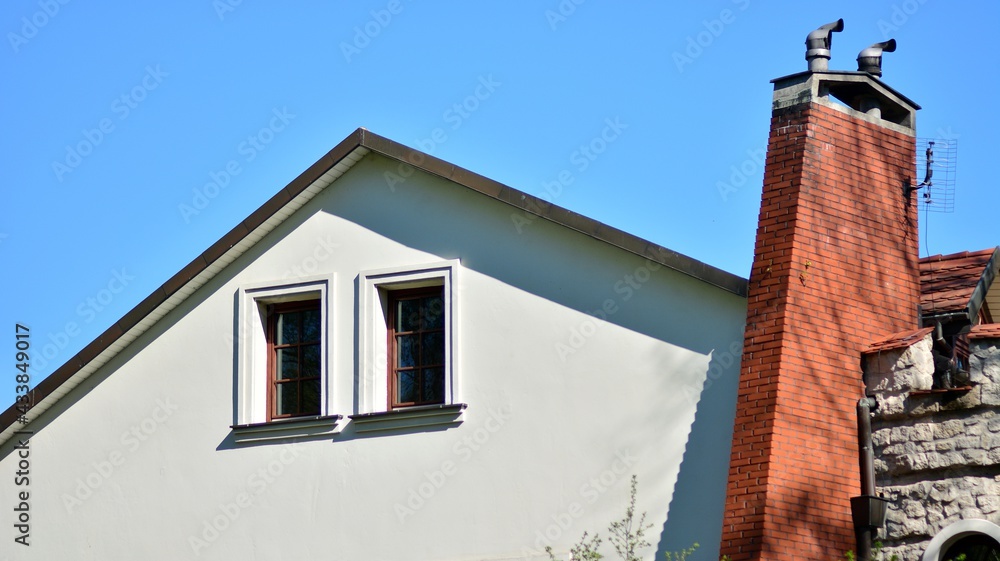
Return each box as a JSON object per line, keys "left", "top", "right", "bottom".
{"left": 397, "top": 334, "right": 418, "bottom": 368}
{"left": 424, "top": 295, "right": 445, "bottom": 329}
{"left": 302, "top": 309, "right": 320, "bottom": 342}
{"left": 276, "top": 348, "right": 298, "bottom": 380}
{"left": 398, "top": 299, "right": 421, "bottom": 332}
{"left": 302, "top": 379, "right": 321, "bottom": 414}
{"left": 277, "top": 311, "right": 301, "bottom": 345}
{"left": 422, "top": 368, "right": 444, "bottom": 403}
{"left": 397, "top": 371, "right": 417, "bottom": 404}
{"left": 421, "top": 331, "right": 444, "bottom": 366}
{"left": 276, "top": 382, "right": 298, "bottom": 416}
{"left": 302, "top": 344, "right": 321, "bottom": 377}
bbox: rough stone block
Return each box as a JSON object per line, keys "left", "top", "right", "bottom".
{"left": 978, "top": 494, "right": 1000, "bottom": 513}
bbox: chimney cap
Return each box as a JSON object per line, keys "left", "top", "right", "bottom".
{"left": 805, "top": 18, "right": 845, "bottom": 72}
{"left": 857, "top": 39, "right": 897, "bottom": 77}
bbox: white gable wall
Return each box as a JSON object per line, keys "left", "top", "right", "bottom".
{"left": 1, "top": 153, "right": 745, "bottom": 560}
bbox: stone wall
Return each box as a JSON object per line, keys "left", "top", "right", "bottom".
{"left": 863, "top": 332, "right": 1000, "bottom": 560}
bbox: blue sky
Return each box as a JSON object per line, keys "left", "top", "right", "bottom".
{"left": 2, "top": 1, "right": 997, "bottom": 411}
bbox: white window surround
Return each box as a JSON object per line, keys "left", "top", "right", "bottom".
{"left": 357, "top": 260, "right": 460, "bottom": 418}
{"left": 922, "top": 519, "right": 1000, "bottom": 561}
{"left": 234, "top": 275, "right": 336, "bottom": 437}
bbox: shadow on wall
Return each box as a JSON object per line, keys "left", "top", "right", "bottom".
{"left": 324, "top": 154, "right": 748, "bottom": 555}
{"left": 658, "top": 340, "right": 743, "bottom": 559}
{"left": 326, "top": 154, "right": 745, "bottom": 358}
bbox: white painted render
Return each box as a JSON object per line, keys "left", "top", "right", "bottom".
{"left": 1, "top": 153, "right": 746, "bottom": 560}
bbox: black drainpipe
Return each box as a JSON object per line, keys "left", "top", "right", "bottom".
{"left": 852, "top": 397, "right": 888, "bottom": 561}
{"left": 857, "top": 398, "right": 877, "bottom": 560}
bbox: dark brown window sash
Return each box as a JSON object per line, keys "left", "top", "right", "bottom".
{"left": 266, "top": 299, "right": 322, "bottom": 421}
{"left": 387, "top": 286, "right": 445, "bottom": 410}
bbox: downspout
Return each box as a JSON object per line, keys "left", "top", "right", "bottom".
{"left": 856, "top": 397, "right": 877, "bottom": 560}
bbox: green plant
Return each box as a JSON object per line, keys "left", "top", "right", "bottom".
{"left": 546, "top": 532, "right": 603, "bottom": 561}
{"left": 547, "top": 475, "right": 700, "bottom": 561}
{"left": 608, "top": 475, "right": 654, "bottom": 561}
{"left": 663, "top": 542, "right": 699, "bottom": 561}
{"left": 842, "top": 540, "right": 899, "bottom": 561}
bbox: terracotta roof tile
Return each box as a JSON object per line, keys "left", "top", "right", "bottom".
{"left": 863, "top": 327, "right": 933, "bottom": 354}
{"left": 920, "top": 248, "right": 996, "bottom": 317}
{"left": 969, "top": 323, "right": 1000, "bottom": 340}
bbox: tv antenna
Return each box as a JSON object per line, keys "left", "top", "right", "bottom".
{"left": 914, "top": 138, "right": 958, "bottom": 213}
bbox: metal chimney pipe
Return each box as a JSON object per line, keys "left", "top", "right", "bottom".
{"left": 805, "top": 19, "right": 845, "bottom": 72}
{"left": 857, "top": 39, "right": 897, "bottom": 77}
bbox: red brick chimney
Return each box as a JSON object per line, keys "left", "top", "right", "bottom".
{"left": 719, "top": 30, "right": 922, "bottom": 560}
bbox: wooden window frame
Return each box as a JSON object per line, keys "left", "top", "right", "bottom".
{"left": 387, "top": 286, "right": 446, "bottom": 410}
{"left": 266, "top": 299, "right": 322, "bottom": 421}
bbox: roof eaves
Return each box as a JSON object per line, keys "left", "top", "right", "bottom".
{"left": 356, "top": 129, "right": 748, "bottom": 297}
{"left": 0, "top": 131, "right": 374, "bottom": 447}
{"left": 863, "top": 327, "right": 934, "bottom": 354}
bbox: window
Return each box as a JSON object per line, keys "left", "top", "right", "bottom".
{"left": 388, "top": 287, "right": 446, "bottom": 409}
{"left": 267, "top": 300, "right": 322, "bottom": 420}
{"left": 943, "top": 534, "right": 1000, "bottom": 561}
{"left": 233, "top": 277, "right": 339, "bottom": 441}
{"left": 354, "top": 261, "right": 464, "bottom": 431}
{"left": 923, "top": 520, "right": 1000, "bottom": 561}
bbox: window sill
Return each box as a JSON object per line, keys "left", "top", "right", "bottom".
{"left": 230, "top": 414, "right": 343, "bottom": 444}
{"left": 349, "top": 403, "right": 467, "bottom": 434}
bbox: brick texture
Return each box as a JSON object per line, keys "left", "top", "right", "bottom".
{"left": 719, "top": 102, "right": 920, "bottom": 560}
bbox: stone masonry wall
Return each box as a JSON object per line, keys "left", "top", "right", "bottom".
{"left": 864, "top": 334, "right": 1000, "bottom": 560}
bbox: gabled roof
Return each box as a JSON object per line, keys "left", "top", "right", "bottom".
{"left": 920, "top": 247, "right": 1000, "bottom": 322}
{"left": 0, "top": 128, "right": 748, "bottom": 447}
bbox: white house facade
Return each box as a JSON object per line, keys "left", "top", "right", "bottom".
{"left": 0, "top": 130, "right": 747, "bottom": 560}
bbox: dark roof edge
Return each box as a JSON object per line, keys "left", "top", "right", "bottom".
{"left": 0, "top": 128, "right": 747, "bottom": 436}
{"left": 356, "top": 129, "right": 747, "bottom": 296}
{"left": 967, "top": 247, "right": 1000, "bottom": 322}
